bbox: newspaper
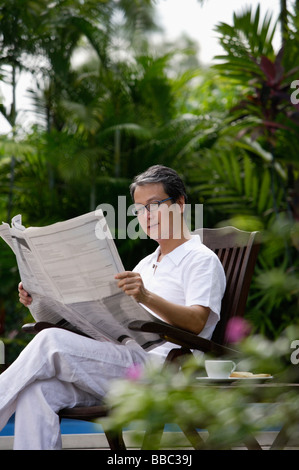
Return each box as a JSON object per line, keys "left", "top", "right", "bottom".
{"left": 0, "top": 210, "right": 163, "bottom": 351}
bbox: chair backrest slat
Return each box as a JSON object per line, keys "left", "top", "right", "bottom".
{"left": 193, "top": 227, "right": 260, "bottom": 345}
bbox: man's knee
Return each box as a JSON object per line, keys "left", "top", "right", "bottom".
{"left": 35, "top": 326, "right": 72, "bottom": 345}
{"left": 28, "top": 327, "right": 72, "bottom": 359}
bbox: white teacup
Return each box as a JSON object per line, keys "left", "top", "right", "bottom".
{"left": 205, "top": 360, "right": 236, "bottom": 379}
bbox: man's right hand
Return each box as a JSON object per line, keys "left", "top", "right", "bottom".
{"left": 18, "top": 282, "right": 32, "bottom": 307}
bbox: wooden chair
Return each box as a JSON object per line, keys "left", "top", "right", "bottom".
{"left": 22, "top": 226, "right": 260, "bottom": 450}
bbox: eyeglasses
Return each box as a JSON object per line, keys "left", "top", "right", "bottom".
{"left": 132, "top": 197, "right": 173, "bottom": 216}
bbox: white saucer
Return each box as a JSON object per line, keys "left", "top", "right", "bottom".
{"left": 196, "top": 376, "right": 273, "bottom": 384}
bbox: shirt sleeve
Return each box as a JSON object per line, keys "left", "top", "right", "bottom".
{"left": 183, "top": 250, "right": 226, "bottom": 318}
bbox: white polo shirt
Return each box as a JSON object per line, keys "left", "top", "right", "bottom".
{"left": 133, "top": 235, "right": 226, "bottom": 359}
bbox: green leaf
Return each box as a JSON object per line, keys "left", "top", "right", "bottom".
{"left": 231, "top": 155, "right": 242, "bottom": 193}
{"left": 243, "top": 155, "right": 253, "bottom": 198}
{"left": 257, "top": 170, "right": 271, "bottom": 214}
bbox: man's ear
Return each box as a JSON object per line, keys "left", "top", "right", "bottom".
{"left": 176, "top": 195, "right": 186, "bottom": 213}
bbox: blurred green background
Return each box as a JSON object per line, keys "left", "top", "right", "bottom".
{"left": 0, "top": 0, "right": 298, "bottom": 366}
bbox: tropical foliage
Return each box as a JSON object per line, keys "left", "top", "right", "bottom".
{"left": 103, "top": 323, "right": 299, "bottom": 449}
{"left": 192, "top": 4, "right": 299, "bottom": 337}
{"left": 0, "top": 0, "right": 298, "bottom": 366}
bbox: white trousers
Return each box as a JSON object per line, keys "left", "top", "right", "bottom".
{"left": 0, "top": 328, "right": 148, "bottom": 449}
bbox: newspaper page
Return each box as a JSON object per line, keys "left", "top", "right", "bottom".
{"left": 0, "top": 211, "right": 163, "bottom": 351}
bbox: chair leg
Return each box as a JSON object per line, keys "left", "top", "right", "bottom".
{"left": 180, "top": 426, "right": 207, "bottom": 449}
{"left": 243, "top": 434, "right": 263, "bottom": 450}
{"left": 141, "top": 425, "right": 164, "bottom": 450}
{"left": 104, "top": 429, "right": 126, "bottom": 450}
{"left": 142, "top": 424, "right": 207, "bottom": 450}
{"left": 270, "top": 425, "right": 289, "bottom": 450}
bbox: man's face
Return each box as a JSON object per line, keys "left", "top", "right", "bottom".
{"left": 133, "top": 183, "right": 183, "bottom": 240}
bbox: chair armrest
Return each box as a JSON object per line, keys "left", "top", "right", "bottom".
{"left": 22, "top": 322, "right": 57, "bottom": 334}
{"left": 129, "top": 320, "right": 238, "bottom": 357}
{"left": 22, "top": 321, "right": 91, "bottom": 338}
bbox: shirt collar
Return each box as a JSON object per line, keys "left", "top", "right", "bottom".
{"left": 154, "top": 234, "right": 202, "bottom": 267}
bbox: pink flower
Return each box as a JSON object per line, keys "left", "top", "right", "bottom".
{"left": 125, "top": 364, "right": 143, "bottom": 381}
{"left": 225, "top": 317, "right": 252, "bottom": 344}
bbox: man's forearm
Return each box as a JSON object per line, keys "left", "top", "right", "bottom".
{"left": 142, "top": 290, "right": 210, "bottom": 335}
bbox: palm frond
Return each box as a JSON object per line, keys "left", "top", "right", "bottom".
{"left": 190, "top": 144, "right": 285, "bottom": 223}
{"left": 213, "top": 5, "right": 277, "bottom": 80}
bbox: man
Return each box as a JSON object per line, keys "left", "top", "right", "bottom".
{"left": 0, "top": 165, "right": 225, "bottom": 449}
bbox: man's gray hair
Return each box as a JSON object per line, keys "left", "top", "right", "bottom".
{"left": 130, "top": 165, "right": 188, "bottom": 203}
